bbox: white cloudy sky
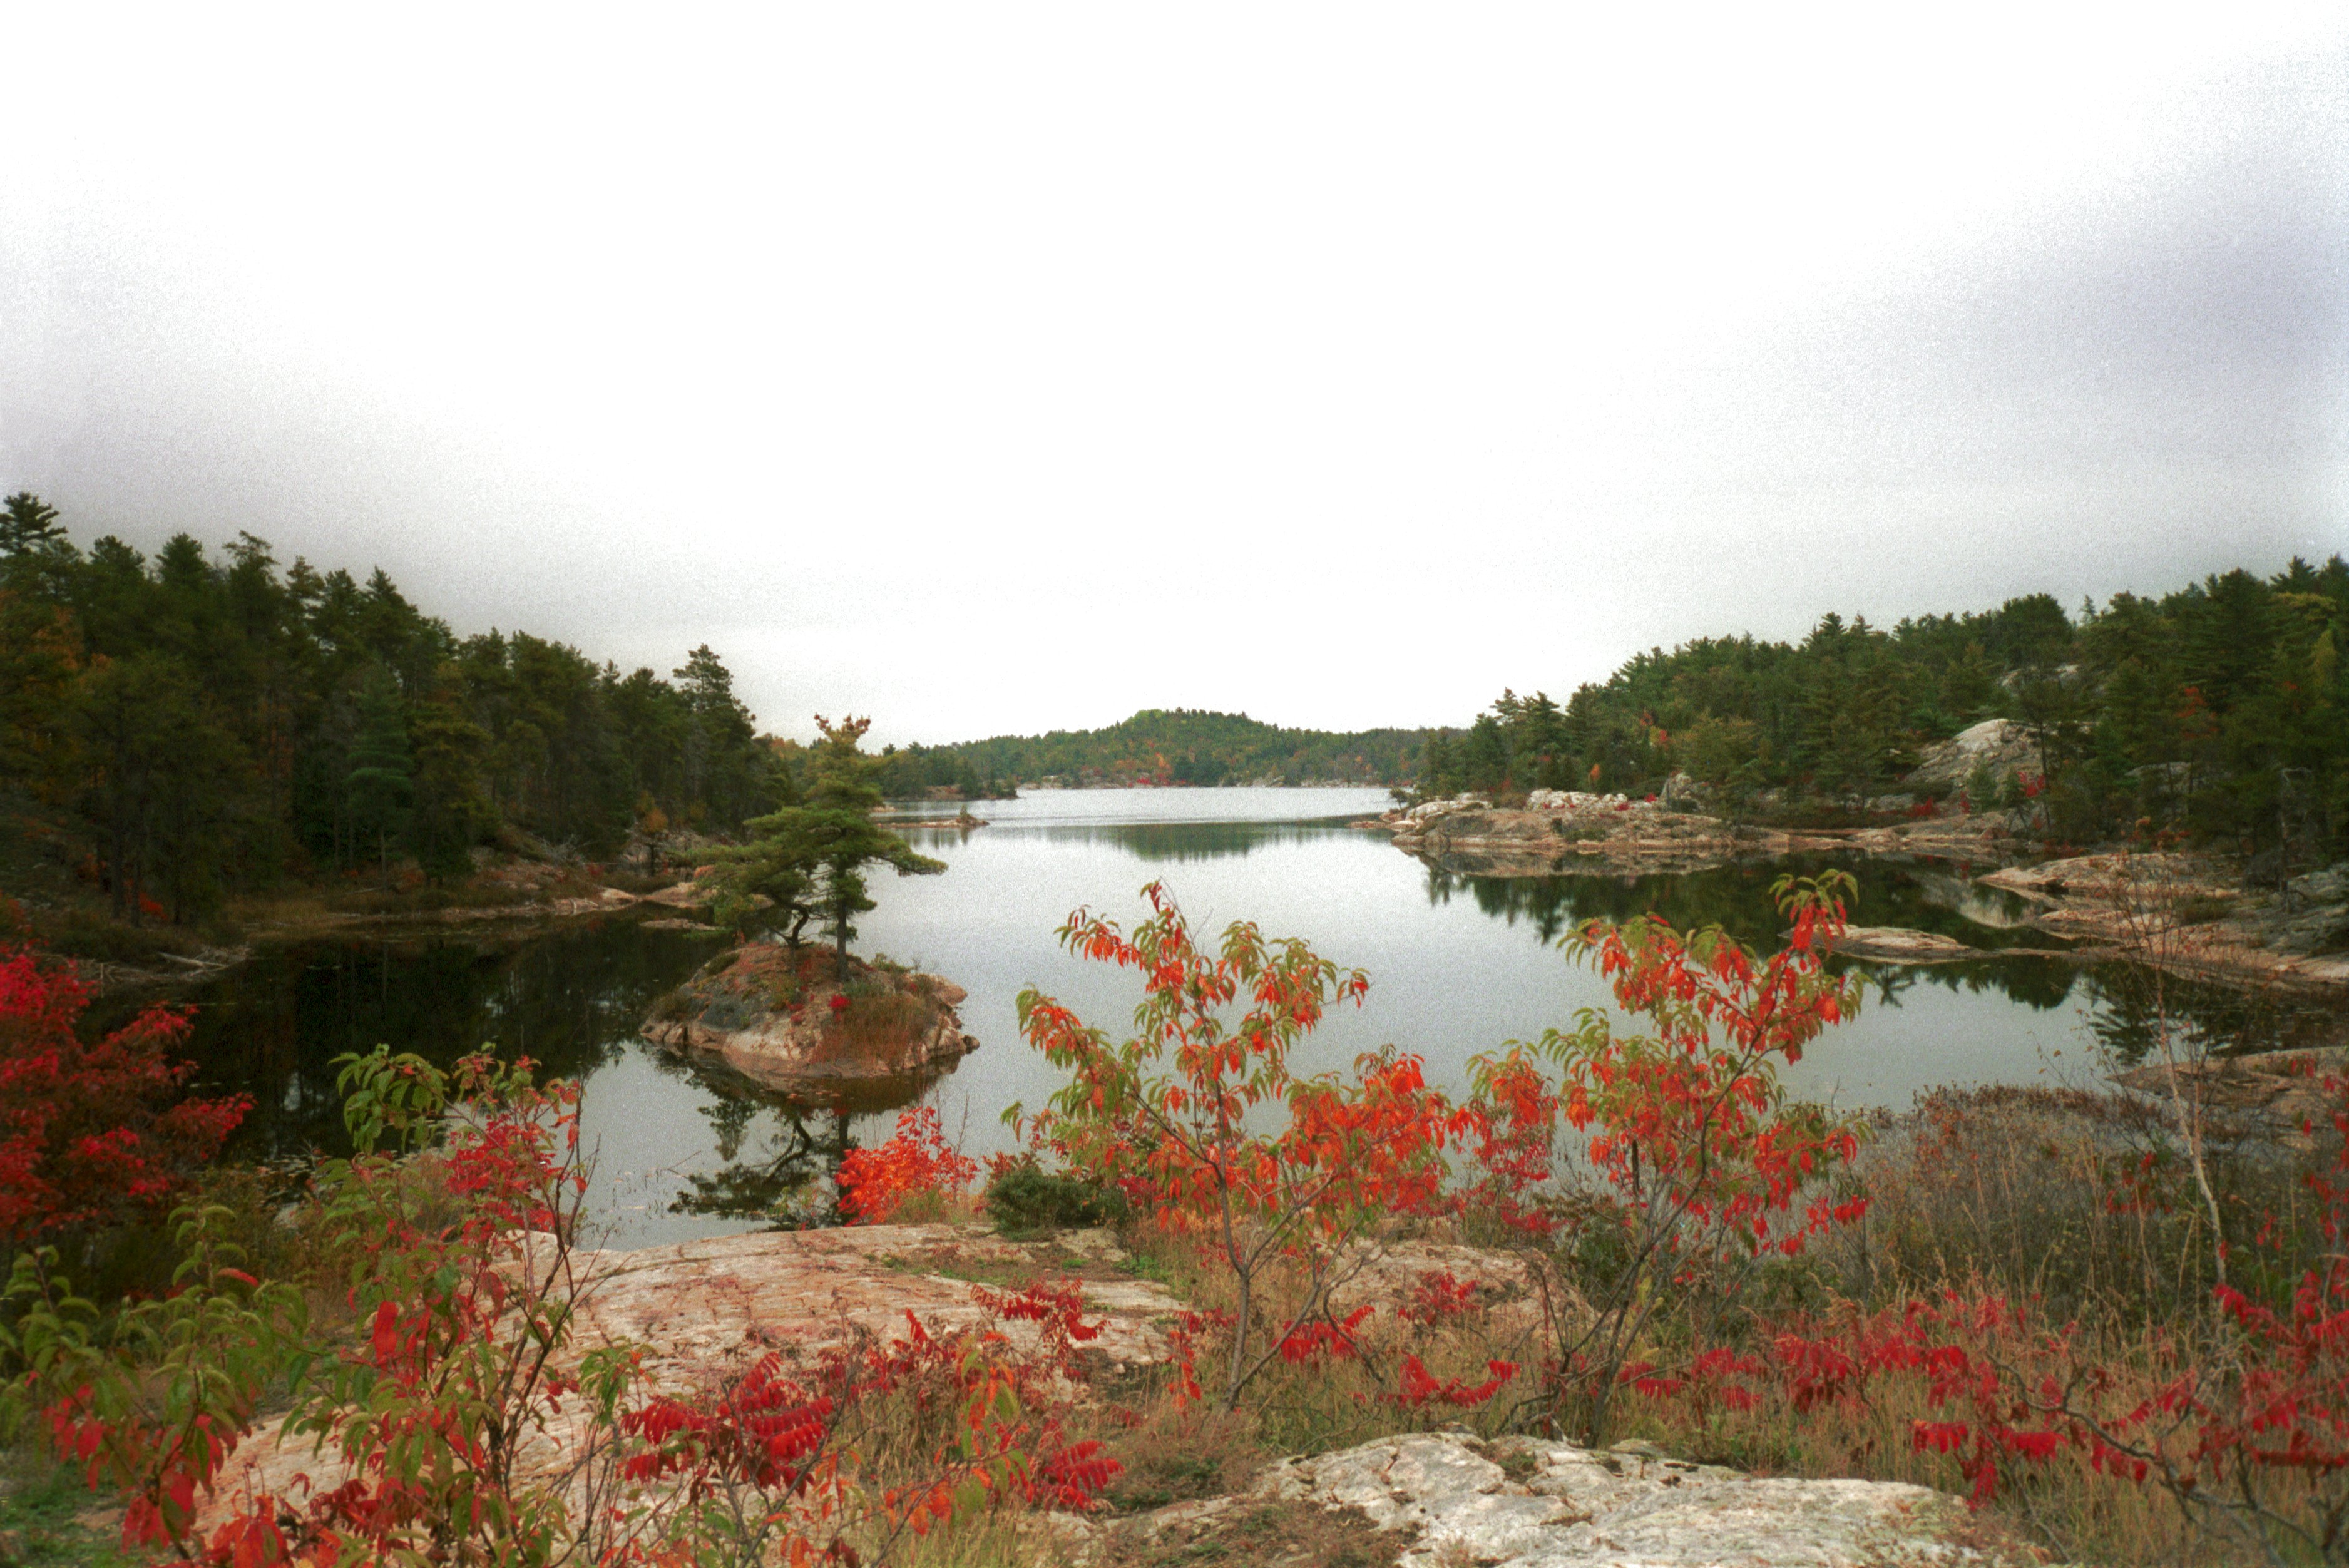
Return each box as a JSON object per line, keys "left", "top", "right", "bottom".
{"left": 3, "top": 5, "right": 2343, "bottom": 743}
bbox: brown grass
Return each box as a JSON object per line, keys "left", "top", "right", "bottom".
{"left": 1019, "top": 1083, "right": 2339, "bottom": 1567}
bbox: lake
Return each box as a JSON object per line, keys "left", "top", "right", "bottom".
{"left": 152, "top": 788, "right": 2309, "bottom": 1249}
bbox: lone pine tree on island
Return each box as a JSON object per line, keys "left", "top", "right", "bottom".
{"left": 706, "top": 714, "right": 943, "bottom": 973}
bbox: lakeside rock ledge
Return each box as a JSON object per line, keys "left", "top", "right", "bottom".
{"left": 1371, "top": 793, "right": 2022, "bottom": 877}
{"left": 1078, "top": 1430, "right": 2020, "bottom": 1567}
{"left": 198, "top": 1226, "right": 2015, "bottom": 1564}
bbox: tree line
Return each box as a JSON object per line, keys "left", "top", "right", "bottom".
{"left": 0, "top": 493, "right": 786, "bottom": 925}
{"left": 1419, "top": 560, "right": 2348, "bottom": 858}
{"left": 891, "top": 707, "right": 1428, "bottom": 794}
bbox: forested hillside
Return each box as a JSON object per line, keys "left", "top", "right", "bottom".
{"left": 1419, "top": 560, "right": 2348, "bottom": 857}
{"left": 879, "top": 708, "right": 1428, "bottom": 795}
{"left": 0, "top": 494, "right": 784, "bottom": 925}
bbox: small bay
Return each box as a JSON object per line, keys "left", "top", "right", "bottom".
{"left": 149, "top": 787, "right": 2306, "bottom": 1249}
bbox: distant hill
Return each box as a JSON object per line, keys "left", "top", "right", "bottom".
{"left": 876, "top": 709, "right": 1427, "bottom": 796}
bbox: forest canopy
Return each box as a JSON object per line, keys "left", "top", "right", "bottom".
{"left": 0, "top": 493, "right": 786, "bottom": 925}
{"left": 1417, "top": 560, "right": 2348, "bottom": 857}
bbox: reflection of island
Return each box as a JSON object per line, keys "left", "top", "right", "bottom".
{"left": 878, "top": 811, "right": 988, "bottom": 831}
{"left": 653, "top": 1054, "right": 948, "bottom": 1222}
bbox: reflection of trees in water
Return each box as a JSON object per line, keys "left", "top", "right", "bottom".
{"left": 1026, "top": 821, "right": 1343, "bottom": 863}
{"left": 1425, "top": 858, "right": 2338, "bottom": 1053}
{"left": 143, "top": 920, "right": 722, "bottom": 1162}
{"left": 672, "top": 1102, "right": 851, "bottom": 1222}
{"left": 1849, "top": 956, "right": 2079, "bottom": 1013}
{"left": 1423, "top": 861, "right": 1803, "bottom": 950}
{"left": 1425, "top": 856, "right": 2071, "bottom": 956}
{"left": 1425, "top": 860, "right": 2095, "bottom": 1010}
{"left": 653, "top": 1053, "right": 946, "bottom": 1224}
{"left": 2077, "top": 963, "right": 2340, "bottom": 1067}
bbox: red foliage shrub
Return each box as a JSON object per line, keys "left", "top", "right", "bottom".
{"left": 620, "top": 1275, "right": 1123, "bottom": 1552}
{"left": 1017, "top": 881, "right": 1465, "bottom": 1408}
{"left": 1278, "top": 1305, "right": 1374, "bottom": 1363}
{"left": 1396, "top": 1270, "right": 1482, "bottom": 1325}
{"left": 1458, "top": 873, "right": 1870, "bottom": 1442}
{"left": 836, "top": 1105, "right": 976, "bottom": 1222}
{"left": 0, "top": 945, "right": 247, "bottom": 1248}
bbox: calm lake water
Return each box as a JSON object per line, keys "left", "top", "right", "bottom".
{"left": 147, "top": 788, "right": 2312, "bottom": 1249}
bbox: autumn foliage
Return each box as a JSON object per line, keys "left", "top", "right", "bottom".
{"left": 1450, "top": 871, "right": 1871, "bottom": 1440}
{"left": 1, "top": 1042, "right": 1119, "bottom": 1566}
{"left": 1016, "top": 881, "right": 1463, "bottom": 1408}
{"left": 27, "top": 871, "right": 2349, "bottom": 1564}
{"left": 613, "top": 1278, "right": 1120, "bottom": 1562}
{"left": 835, "top": 1105, "right": 978, "bottom": 1224}
{"left": 0, "top": 943, "right": 247, "bottom": 1249}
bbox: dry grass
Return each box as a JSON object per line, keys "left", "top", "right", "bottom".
{"left": 1091, "top": 1495, "right": 1401, "bottom": 1568}
{"left": 1824, "top": 1085, "right": 2237, "bottom": 1326}
{"left": 823, "top": 990, "right": 940, "bottom": 1056}
{"left": 1576, "top": 1083, "right": 2342, "bottom": 1567}
{"left": 961, "top": 1084, "right": 2335, "bottom": 1567}
{"left": 1602, "top": 1304, "right": 2250, "bottom": 1566}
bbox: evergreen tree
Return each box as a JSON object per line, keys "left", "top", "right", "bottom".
{"left": 407, "top": 667, "right": 497, "bottom": 882}
{"left": 803, "top": 716, "right": 943, "bottom": 975}
{"left": 703, "top": 716, "right": 941, "bottom": 971}
{"left": 71, "top": 655, "right": 178, "bottom": 922}
{"left": 0, "top": 493, "right": 65, "bottom": 557}
{"left": 344, "top": 670, "right": 415, "bottom": 886}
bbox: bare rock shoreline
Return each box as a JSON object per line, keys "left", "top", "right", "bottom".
{"left": 200, "top": 1226, "right": 2017, "bottom": 1564}
{"left": 1366, "top": 798, "right": 2349, "bottom": 996}
{"left": 1365, "top": 793, "right": 2025, "bottom": 878}
{"left": 1083, "top": 1430, "right": 2024, "bottom": 1567}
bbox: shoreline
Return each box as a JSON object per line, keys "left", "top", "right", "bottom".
{"left": 1368, "top": 799, "right": 2349, "bottom": 997}
{"left": 48, "top": 874, "right": 725, "bottom": 997}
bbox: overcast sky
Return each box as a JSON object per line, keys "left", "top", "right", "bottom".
{"left": 3, "top": 6, "right": 2343, "bottom": 743}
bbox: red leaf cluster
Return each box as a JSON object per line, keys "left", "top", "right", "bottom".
{"left": 1391, "top": 1353, "right": 1518, "bottom": 1408}
{"left": 835, "top": 1105, "right": 977, "bottom": 1224}
{"left": 0, "top": 944, "right": 248, "bottom": 1248}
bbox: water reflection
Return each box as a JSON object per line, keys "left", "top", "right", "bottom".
{"left": 1418, "top": 856, "right": 2337, "bottom": 1066}
{"left": 648, "top": 1053, "right": 966, "bottom": 1224}
{"left": 119, "top": 802, "right": 2340, "bottom": 1251}
{"left": 1025, "top": 821, "right": 1338, "bottom": 862}
{"left": 101, "top": 919, "right": 725, "bottom": 1163}
{"left": 1856, "top": 956, "right": 2079, "bottom": 1013}
{"left": 2080, "top": 963, "right": 2343, "bottom": 1066}
{"left": 665, "top": 1073, "right": 850, "bottom": 1222}
{"left": 1422, "top": 854, "right": 2063, "bottom": 955}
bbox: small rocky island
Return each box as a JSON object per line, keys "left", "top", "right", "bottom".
{"left": 642, "top": 943, "right": 978, "bottom": 1092}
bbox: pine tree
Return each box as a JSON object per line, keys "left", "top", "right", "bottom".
{"left": 804, "top": 717, "right": 943, "bottom": 975}
{"left": 345, "top": 670, "right": 415, "bottom": 887}
{"left": 704, "top": 717, "right": 941, "bottom": 971}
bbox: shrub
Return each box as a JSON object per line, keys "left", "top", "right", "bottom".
{"left": 1016, "top": 881, "right": 1463, "bottom": 1410}
{"left": 0, "top": 1050, "right": 1112, "bottom": 1562}
{"left": 837, "top": 1106, "right": 977, "bottom": 1223}
{"left": 1456, "top": 871, "right": 1870, "bottom": 1443}
{"left": 984, "top": 1164, "right": 1128, "bottom": 1235}
{"left": 0, "top": 945, "right": 248, "bottom": 1252}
